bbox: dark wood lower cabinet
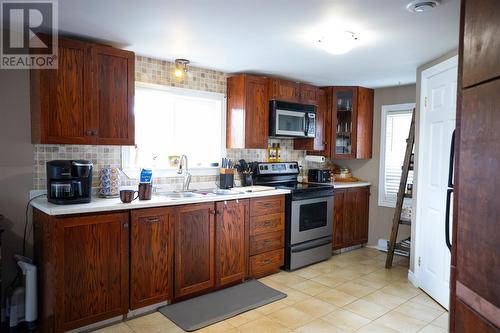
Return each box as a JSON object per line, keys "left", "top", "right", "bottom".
{"left": 332, "top": 186, "right": 370, "bottom": 250}
{"left": 130, "top": 207, "right": 175, "bottom": 309}
{"left": 215, "top": 200, "right": 249, "bottom": 287}
{"left": 174, "top": 203, "right": 216, "bottom": 299}
{"left": 34, "top": 210, "right": 129, "bottom": 332}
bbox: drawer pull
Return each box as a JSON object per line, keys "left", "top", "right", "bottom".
{"left": 262, "top": 240, "right": 272, "bottom": 245}
{"left": 146, "top": 217, "right": 160, "bottom": 223}
{"left": 263, "top": 220, "right": 273, "bottom": 226}
{"left": 263, "top": 259, "right": 273, "bottom": 264}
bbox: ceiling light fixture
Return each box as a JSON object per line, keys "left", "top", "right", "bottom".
{"left": 406, "top": 0, "right": 441, "bottom": 13}
{"left": 318, "top": 31, "right": 358, "bottom": 55}
{"left": 174, "top": 59, "right": 191, "bottom": 78}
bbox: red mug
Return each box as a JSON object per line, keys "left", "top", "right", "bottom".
{"left": 120, "top": 189, "right": 138, "bottom": 203}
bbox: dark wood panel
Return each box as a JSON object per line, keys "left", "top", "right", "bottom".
{"left": 93, "top": 46, "right": 135, "bottom": 145}
{"left": 130, "top": 207, "right": 175, "bottom": 309}
{"left": 56, "top": 212, "right": 129, "bottom": 331}
{"left": 249, "top": 213, "right": 284, "bottom": 236}
{"left": 249, "top": 231, "right": 284, "bottom": 256}
{"left": 249, "top": 249, "right": 283, "bottom": 279}
{"left": 215, "top": 200, "right": 248, "bottom": 287}
{"left": 269, "top": 78, "right": 300, "bottom": 102}
{"left": 356, "top": 87, "right": 374, "bottom": 159}
{"left": 174, "top": 203, "right": 215, "bottom": 298}
{"left": 32, "top": 37, "right": 93, "bottom": 144}
{"left": 294, "top": 88, "right": 327, "bottom": 151}
{"left": 462, "top": 0, "right": 500, "bottom": 88}
{"left": 333, "top": 189, "right": 346, "bottom": 250}
{"left": 351, "top": 187, "right": 370, "bottom": 244}
{"left": 455, "top": 299, "right": 500, "bottom": 333}
{"left": 226, "top": 75, "right": 246, "bottom": 148}
{"left": 300, "top": 83, "right": 319, "bottom": 105}
{"left": 250, "top": 195, "right": 285, "bottom": 217}
{"left": 456, "top": 80, "right": 500, "bottom": 312}
{"left": 245, "top": 76, "right": 269, "bottom": 149}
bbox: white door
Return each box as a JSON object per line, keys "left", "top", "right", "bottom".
{"left": 416, "top": 56, "right": 457, "bottom": 309}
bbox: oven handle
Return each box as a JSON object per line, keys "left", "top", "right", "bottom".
{"left": 291, "top": 237, "right": 332, "bottom": 253}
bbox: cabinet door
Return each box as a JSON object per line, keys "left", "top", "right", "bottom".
{"left": 269, "top": 78, "right": 300, "bottom": 102}
{"left": 174, "top": 203, "right": 215, "bottom": 298}
{"left": 93, "top": 45, "right": 135, "bottom": 145}
{"left": 294, "top": 88, "right": 327, "bottom": 151}
{"left": 462, "top": 0, "right": 500, "bottom": 88}
{"left": 215, "top": 200, "right": 249, "bottom": 287}
{"left": 355, "top": 87, "right": 374, "bottom": 159}
{"left": 351, "top": 187, "right": 370, "bottom": 245}
{"left": 130, "top": 207, "right": 175, "bottom": 309}
{"left": 332, "top": 87, "right": 358, "bottom": 159}
{"left": 244, "top": 75, "right": 269, "bottom": 148}
{"left": 55, "top": 212, "right": 128, "bottom": 332}
{"left": 333, "top": 189, "right": 346, "bottom": 250}
{"left": 300, "top": 84, "right": 318, "bottom": 105}
{"left": 33, "top": 37, "right": 94, "bottom": 144}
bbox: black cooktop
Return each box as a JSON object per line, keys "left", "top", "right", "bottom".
{"left": 275, "top": 182, "right": 334, "bottom": 194}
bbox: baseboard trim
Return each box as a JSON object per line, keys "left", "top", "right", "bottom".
{"left": 407, "top": 269, "right": 418, "bottom": 287}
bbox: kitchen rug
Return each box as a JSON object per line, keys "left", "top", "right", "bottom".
{"left": 158, "top": 280, "right": 286, "bottom": 331}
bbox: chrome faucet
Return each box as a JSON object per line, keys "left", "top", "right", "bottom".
{"left": 177, "top": 154, "right": 191, "bottom": 191}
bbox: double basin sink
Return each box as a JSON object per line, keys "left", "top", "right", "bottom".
{"left": 155, "top": 188, "right": 240, "bottom": 200}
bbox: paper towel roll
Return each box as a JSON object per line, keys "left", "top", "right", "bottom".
{"left": 305, "top": 155, "right": 326, "bottom": 163}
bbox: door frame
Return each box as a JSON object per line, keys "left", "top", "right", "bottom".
{"left": 413, "top": 55, "right": 458, "bottom": 290}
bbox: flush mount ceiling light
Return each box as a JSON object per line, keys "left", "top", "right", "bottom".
{"left": 318, "top": 31, "right": 358, "bottom": 55}
{"left": 174, "top": 58, "right": 191, "bottom": 78}
{"left": 406, "top": 0, "right": 441, "bottom": 13}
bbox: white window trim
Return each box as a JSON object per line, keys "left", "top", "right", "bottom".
{"left": 378, "top": 103, "right": 415, "bottom": 208}
{"left": 121, "top": 82, "right": 227, "bottom": 180}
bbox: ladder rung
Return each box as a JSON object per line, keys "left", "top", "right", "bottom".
{"left": 400, "top": 219, "right": 411, "bottom": 226}
{"left": 404, "top": 193, "right": 412, "bottom": 198}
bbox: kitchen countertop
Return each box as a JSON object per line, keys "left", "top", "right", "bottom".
{"left": 333, "top": 181, "right": 371, "bottom": 189}
{"left": 31, "top": 188, "right": 290, "bottom": 216}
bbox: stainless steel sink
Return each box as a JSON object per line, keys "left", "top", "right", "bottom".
{"left": 156, "top": 191, "right": 203, "bottom": 199}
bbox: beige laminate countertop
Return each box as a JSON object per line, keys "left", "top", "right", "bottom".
{"left": 31, "top": 188, "right": 290, "bottom": 216}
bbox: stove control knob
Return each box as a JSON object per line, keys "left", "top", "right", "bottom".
{"left": 264, "top": 165, "right": 269, "bottom": 170}
{"left": 259, "top": 165, "right": 264, "bottom": 170}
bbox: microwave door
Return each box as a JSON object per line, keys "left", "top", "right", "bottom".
{"left": 275, "top": 109, "right": 306, "bottom": 137}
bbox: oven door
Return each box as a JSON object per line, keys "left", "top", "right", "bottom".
{"left": 275, "top": 109, "right": 306, "bottom": 137}
{"left": 290, "top": 195, "right": 333, "bottom": 245}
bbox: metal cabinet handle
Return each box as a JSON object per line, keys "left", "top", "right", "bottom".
{"left": 263, "top": 259, "right": 273, "bottom": 264}
{"left": 263, "top": 220, "right": 273, "bottom": 226}
{"left": 147, "top": 217, "right": 160, "bottom": 223}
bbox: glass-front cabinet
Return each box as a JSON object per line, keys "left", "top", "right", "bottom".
{"left": 333, "top": 87, "right": 357, "bottom": 158}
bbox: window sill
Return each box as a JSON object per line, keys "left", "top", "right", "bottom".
{"left": 122, "top": 167, "right": 219, "bottom": 180}
{"left": 378, "top": 199, "right": 396, "bottom": 208}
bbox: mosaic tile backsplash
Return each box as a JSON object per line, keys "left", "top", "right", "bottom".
{"left": 32, "top": 56, "right": 327, "bottom": 190}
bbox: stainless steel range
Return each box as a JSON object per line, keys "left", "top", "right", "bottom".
{"left": 251, "top": 162, "right": 334, "bottom": 270}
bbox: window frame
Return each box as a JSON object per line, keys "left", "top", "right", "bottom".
{"left": 121, "top": 82, "right": 227, "bottom": 179}
{"left": 378, "top": 103, "right": 415, "bottom": 208}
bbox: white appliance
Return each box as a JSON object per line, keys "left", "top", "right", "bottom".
{"left": 6, "top": 256, "right": 37, "bottom": 328}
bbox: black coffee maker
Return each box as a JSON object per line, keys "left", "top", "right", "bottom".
{"left": 46, "top": 160, "right": 93, "bottom": 204}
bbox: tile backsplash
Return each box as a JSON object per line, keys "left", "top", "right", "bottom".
{"left": 32, "top": 56, "right": 327, "bottom": 190}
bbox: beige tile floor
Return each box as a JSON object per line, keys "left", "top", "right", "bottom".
{"left": 92, "top": 248, "right": 449, "bottom": 333}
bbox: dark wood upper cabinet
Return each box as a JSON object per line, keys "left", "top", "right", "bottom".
{"left": 31, "top": 36, "right": 135, "bottom": 145}
{"left": 93, "top": 45, "right": 135, "bottom": 145}
{"left": 332, "top": 187, "right": 370, "bottom": 250}
{"left": 130, "top": 207, "right": 175, "bottom": 309}
{"left": 329, "top": 86, "right": 374, "bottom": 159}
{"left": 215, "top": 200, "right": 249, "bottom": 287}
{"left": 227, "top": 74, "right": 269, "bottom": 149}
{"left": 294, "top": 88, "right": 327, "bottom": 152}
{"left": 174, "top": 203, "right": 215, "bottom": 299}
{"left": 269, "top": 78, "right": 301, "bottom": 103}
{"left": 31, "top": 37, "right": 93, "bottom": 144}
{"left": 462, "top": 0, "right": 500, "bottom": 88}
{"left": 299, "top": 83, "right": 319, "bottom": 105}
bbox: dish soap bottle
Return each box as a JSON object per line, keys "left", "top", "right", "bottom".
{"left": 276, "top": 143, "right": 281, "bottom": 162}
{"left": 267, "top": 143, "right": 276, "bottom": 162}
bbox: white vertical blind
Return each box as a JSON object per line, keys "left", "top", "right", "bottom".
{"left": 379, "top": 104, "right": 414, "bottom": 207}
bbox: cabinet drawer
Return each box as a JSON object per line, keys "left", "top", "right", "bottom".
{"left": 249, "top": 231, "right": 284, "bottom": 256}
{"left": 250, "top": 249, "right": 283, "bottom": 278}
{"left": 250, "top": 196, "right": 284, "bottom": 217}
{"left": 250, "top": 213, "right": 284, "bottom": 235}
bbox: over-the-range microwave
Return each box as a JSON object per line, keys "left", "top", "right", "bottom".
{"left": 269, "top": 100, "right": 316, "bottom": 138}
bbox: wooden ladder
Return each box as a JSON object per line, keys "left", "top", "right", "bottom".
{"left": 385, "top": 109, "right": 415, "bottom": 269}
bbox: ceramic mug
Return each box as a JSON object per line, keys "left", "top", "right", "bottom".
{"left": 99, "top": 167, "right": 121, "bottom": 198}
{"left": 120, "top": 190, "right": 138, "bottom": 203}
